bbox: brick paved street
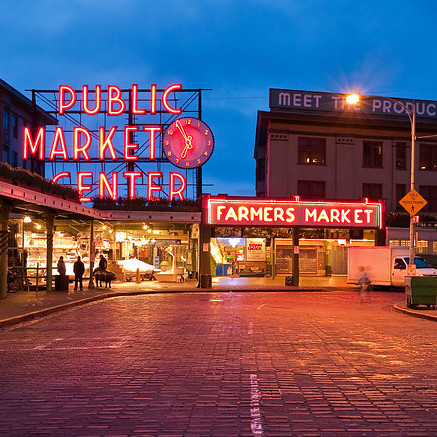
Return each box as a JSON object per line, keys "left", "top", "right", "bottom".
{"left": 0, "top": 290, "right": 436, "bottom": 436}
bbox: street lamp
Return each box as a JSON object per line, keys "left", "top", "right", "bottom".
{"left": 347, "top": 94, "right": 417, "bottom": 272}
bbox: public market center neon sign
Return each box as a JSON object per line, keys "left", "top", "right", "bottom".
{"left": 207, "top": 197, "right": 383, "bottom": 228}
{"left": 22, "top": 84, "right": 191, "bottom": 202}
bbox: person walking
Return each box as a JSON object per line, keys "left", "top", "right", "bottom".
{"left": 357, "top": 266, "right": 371, "bottom": 303}
{"left": 57, "top": 256, "right": 66, "bottom": 276}
{"left": 73, "top": 255, "right": 85, "bottom": 291}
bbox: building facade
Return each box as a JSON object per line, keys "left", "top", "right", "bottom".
{"left": 254, "top": 89, "right": 437, "bottom": 274}
{"left": 0, "top": 79, "right": 57, "bottom": 175}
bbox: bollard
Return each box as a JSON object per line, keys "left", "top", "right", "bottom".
{"left": 135, "top": 268, "right": 141, "bottom": 283}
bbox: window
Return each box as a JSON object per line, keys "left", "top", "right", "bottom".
{"left": 11, "top": 151, "right": 18, "bottom": 167}
{"left": 396, "top": 184, "right": 406, "bottom": 211}
{"left": 362, "top": 183, "right": 383, "bottom": 200}
{"left": 394, "top": 258, "right": 406, "bottom": 270}
{"left": 419, "top": 185, "right": 437, "bottom": 212}
{"left": 11, "top": 115, "right": 18, "bottom": 139}
{"left": 298, "top": 137, "right": 326, "bottom": 165}
{"left": 3, "top": 107, "right": 10, "bottom": 130}
{"left": 419, "top": 143, "right": 437, "bottom": 171}
{"left": 297, "top": 180, "right": 326, "bottom": 199}
{"left": 395, "top": 142, "right": 407, "bottom": 170}
{"left": 2, "top": 146, "right": 9, "bottom": 163}
{"left": 363, "top": 141, "right": 383, "bottom": 168}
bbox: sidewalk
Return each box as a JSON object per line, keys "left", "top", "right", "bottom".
{"left": 2, "top": 275, "right": 435, "bottom": 327}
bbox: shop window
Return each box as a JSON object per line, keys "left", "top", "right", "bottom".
{"left": 396, "top": 184, "right": 406, "bottom": 211}
{"left": 419, "top": 143, "right": 437, "bottom": 171}
{"left": 363, "top": 141, "right": 383, "bottom": 168}
{"left": 298, "top": 137, "right": 326, "bottom": 165}
{"left": 433, "top": 242, "right": 437, "bottom": 253}
{"left": 395, "top": 142, "right": 407, "bottom": 170}
{"left": 297, "top": 180, "right": 326, "bottom": 199}
{"left": 416, "top": 241, "right": 429, "bottom": 253}
{"left": 419, "top": 185, "right": 437, "bottom": 212}
{"left": 362, "top": 183, "right": 382, "bottom": 201}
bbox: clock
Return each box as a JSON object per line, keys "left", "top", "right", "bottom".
{"left": 163, "top": 117, "right": 214, "bottom": 169}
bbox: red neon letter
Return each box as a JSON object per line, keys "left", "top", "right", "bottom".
{"left": 124, "top": 126, "right": 139, "bottom": 161}
{"left": 150, "top": 84, "right": 157, "bottom": 114}
{"left": 59, "top": 85, "right": 76, "bottom": 115}
{"left": 52, "top": 172, "right": 71, "bottom": 184}
{"left": 169, "top": 172, "right": 186, "bottom": 201}
{"left": 49, "top": 127, "right": 69, "bottom": 161}
{"left": 142, "top": 126, "right": 161, "bottom": 160}
{"left": 131, "top": 84, "right": 146, "bottom": 115}
{"left": 73, "top": 127, "right": 91, "bottom": 161}
{"left": 147, "top": 172, "right": 162, "bottom": 200}
{"left": 108, "top": 85, "right": 126, "bottom": 116}
{"left": 162, "top": 84, "right": 182, "bottom": 114}
{"left": 23, "top": 127, "right": 45, "bottom": 160}
{"left": 78, "top": 172, "right": 93, "bottom": 202}
{"left": 123, "top": 171, "right": 142, "bottom": 199}
{"left": 99, "top": 126, "right": 118, "bottom": 160}
{"left": 82, "top": 85, "right": 101, "bottom": 115}
{"left": 99, "top": 172, "right": 118, "bottom": 200}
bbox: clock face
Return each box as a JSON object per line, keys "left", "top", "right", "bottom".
{"left": 163, "top": 117, "right": 214, "bottom": 169}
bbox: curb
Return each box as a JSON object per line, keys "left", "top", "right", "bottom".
{"left": 392, "top": 303, "right": 437, "bottom": 322}
{"left": 0, "top": 287, "right": 328, "bottom": 328}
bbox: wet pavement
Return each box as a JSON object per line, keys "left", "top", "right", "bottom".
{"left": 2, "top": 290, "right": 437, "bottom": 436}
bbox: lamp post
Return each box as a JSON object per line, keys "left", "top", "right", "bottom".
{"left": 346, "top": 94, "right": 417, "bottom": 271}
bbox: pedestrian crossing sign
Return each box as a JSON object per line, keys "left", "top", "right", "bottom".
{"left": 399, "top": 189, "right": 427, "bottom": 216}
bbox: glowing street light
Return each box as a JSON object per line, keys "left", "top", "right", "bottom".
{"left": 347, "top": 93, "right": 417, "bottom": 272}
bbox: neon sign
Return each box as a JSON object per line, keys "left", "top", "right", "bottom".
{"left": 22, "top": 84, "right": 193, "bottom": 203}
{"left": 207, "top": 197, "right": 383, "bottom": 229}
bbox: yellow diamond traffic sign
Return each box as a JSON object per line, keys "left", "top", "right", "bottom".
{"left": 399, "top": 189, "right": 427, "bottom": 216}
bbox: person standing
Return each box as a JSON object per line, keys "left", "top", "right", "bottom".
{"left": 57, "top": 256, "right": 66, "bottom": 276}
{"left": 73, "top": 256, "right": 85, "bottom": 291}
{"left": 357, "top": 266, "right": 371, "bottom": 303}
{"left": 99, "top": 254, "right": 108, "bottom": 270}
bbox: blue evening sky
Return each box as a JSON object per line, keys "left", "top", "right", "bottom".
{"left": 1, "top": 0, "right": 437, "bottom": 196}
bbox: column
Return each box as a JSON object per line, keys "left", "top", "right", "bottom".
{"left": 0, "top": 207, "right": 10, "bottom": 298}
{"left": 88, "top": 219, "right": 95, "bottom": 289}
{"left": 198, "top": 222, "right": 211, "bottom": 288}
{"left": 46, "top": 214, "right": 55, "bottom": 292}
{"left": 292, "top": 227, "right": 300, "bottom": 286}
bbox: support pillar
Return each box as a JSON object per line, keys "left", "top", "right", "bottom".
{"left": 198, "top": 222, "right": 212, "bottom": 288}
{"left": 0, "top": 208, "right": 10, "bottom": 298}
{"left": 46, "top": 214, "right": 55, "bottom": 292}
{"left": 292, "top": 227, "right": 300, "bottom": 286}
{"left": 88, "top": 219, "right": 95, "bottom": 289}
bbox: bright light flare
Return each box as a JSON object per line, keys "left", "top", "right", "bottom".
{"left": 346, "top": 94, "right": 360, "bottom": 104}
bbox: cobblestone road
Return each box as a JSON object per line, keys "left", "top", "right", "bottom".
{"left": 0, "top": 290, "right": 436, "bottom": 436}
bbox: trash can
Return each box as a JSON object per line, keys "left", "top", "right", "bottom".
{"left": 405, "top": 276, "right": 437, "bottom": 309}
{"left": 199, "top": 274, "right": 212, "bottom": 288}
{"left": 55, "top": 275, "right": 69, "bottom": 292}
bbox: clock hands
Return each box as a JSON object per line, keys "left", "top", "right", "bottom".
{"left": 176, "top": 119, "right": 193, "bottom": 159}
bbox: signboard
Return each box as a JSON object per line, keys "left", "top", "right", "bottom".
{"left": 246, "top": 238, "right": 266, "bottom": 261}
{"left": 270, "top": 88, "right": 437, "bottom": 120}
{"left": 399, "top": 189, "right": 427, "bottom": 216}
{"left": 26, "top": 85, "right": 214, "bottom": 203}
{"left": 207, "top": 197, "right": 383, "bottom": 229}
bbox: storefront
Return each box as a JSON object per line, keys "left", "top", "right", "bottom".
{"left": 205, "top": 195, "right": 383, "bottom": 282}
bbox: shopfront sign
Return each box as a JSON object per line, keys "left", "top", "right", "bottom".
{"left": 207, "top": 197, "right": 383, "bottom": 229}
{"left": 246, "top": 238, "right": 266, "bottom": 261}
{"left": 270, "top": 88, "right": 437, "bottom": 120}
{"left": 23, "top": 84, "right": 214, "bottom": 202}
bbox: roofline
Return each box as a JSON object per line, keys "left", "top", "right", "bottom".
{"left": 0, "top": 78, "right": 58, "bottom": 125}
